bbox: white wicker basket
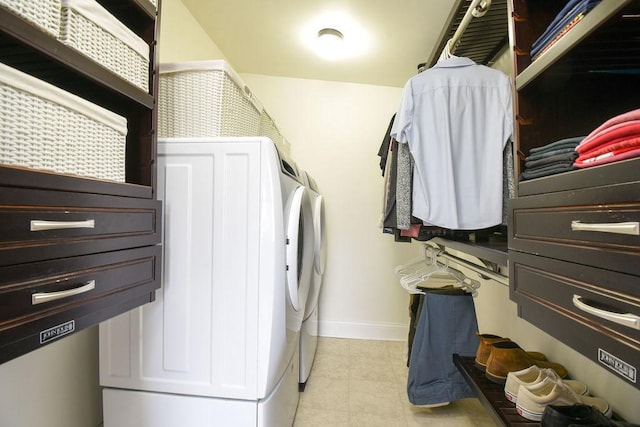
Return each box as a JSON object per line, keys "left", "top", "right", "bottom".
{"left": 158, "top": 60, "right": 263, "bottom": 138}
{"left": 280, "top": 137, "right": 292, "bottom": 158}
{"left": 0, "top": 0, "right": 61, "bottom": 37}
{"left": 0, "top": 62, "right": 127, "bottom": 181}
{"left": 258, "top": 111, "right": 284, "bottom": 147}
{"left": 58, "top": 0, "right": 149, "bottom": 91}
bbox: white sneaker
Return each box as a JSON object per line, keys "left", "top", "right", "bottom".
{"left": 515, "top": 377, "right": 612, "bottom": 422}
{"left": 504, "top": 365, "right": 588, "bottom": 403}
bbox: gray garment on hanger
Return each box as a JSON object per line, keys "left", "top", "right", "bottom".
{"left": 503, "top": 139, "right": 515, "bottom": 226}
{"left": 382, "top": 140, "right": 399, "bottom": 229}
{"left": 396, "top": 142, "right": 413, "bottom": 230}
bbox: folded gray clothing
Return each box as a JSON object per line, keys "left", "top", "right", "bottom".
{"left": 525, "top": 146, "right": 578, "bottom": 162}
{"left": 528, "top": 136, "right": 584, "bottom": 155}
{"left": 520, "top": 162, "right": 575, "bottom": 180}
{"left": 525, "top": 151, "right": 578, "bottom": 169}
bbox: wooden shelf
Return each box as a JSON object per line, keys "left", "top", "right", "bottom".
{"left": 517, "top": 157, "right": 640, "bottom": 197}
{"left": 515, "top": 0, "right": 636, "bottom": 90}
{"left": 0, "top": 8, "right": 154, "bottom": 108}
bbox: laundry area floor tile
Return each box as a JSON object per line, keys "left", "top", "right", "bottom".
{"left": 294, "top": 337, "right": 494, "bottom": 427}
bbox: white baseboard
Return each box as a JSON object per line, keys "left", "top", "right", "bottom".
{"left": 318, "top": 320, "right": 409, "bottom": 341}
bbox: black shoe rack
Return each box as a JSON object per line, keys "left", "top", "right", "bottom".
{"left": 453, "top": 354, "right": 540, "bottom": 426}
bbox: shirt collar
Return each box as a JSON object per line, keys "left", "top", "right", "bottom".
{"left": 433, "top": 55, "right": 476, "bottom": 69}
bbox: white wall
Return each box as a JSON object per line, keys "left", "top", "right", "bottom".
{"left": 158, "top": 0, "right": 227, "bottom": 63}
{"left": 0, "top": 327, "right": 102, "bottom": 427}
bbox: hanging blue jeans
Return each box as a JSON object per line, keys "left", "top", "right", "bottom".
{"left": 407, "top": 292, "right": 479, "bottom": 406}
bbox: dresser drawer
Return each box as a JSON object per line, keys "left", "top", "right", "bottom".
{"left": 509, "top": 250, "right": 640, "bottom": 388}
{"left": 0, "top": 186, "right": 161, "bottom": 266}
{"left": 509, "top": 181, "right": 640, "bottom": 276}
{"left": 0, "top": 245, "right": 161, "bottom": 362}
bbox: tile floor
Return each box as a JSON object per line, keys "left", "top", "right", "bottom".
{"left": 293, "top": 337, "right": 496, "bottom": 427}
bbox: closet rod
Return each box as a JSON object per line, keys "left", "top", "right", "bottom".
{"left": 446, "top": 0, "right": 493, "bottom": 55}
{"left": 424, "top": 243, "right": 509, "bottom": 286}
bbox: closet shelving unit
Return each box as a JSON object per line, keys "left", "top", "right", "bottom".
{"left": 0, "top": 0, "right": 162, "bottom": 364}
{"left": 507, "top": 0, "right": 640, "bottom": 394}
{"left": 432, "top": 0, "right": 640, "bottom": 424}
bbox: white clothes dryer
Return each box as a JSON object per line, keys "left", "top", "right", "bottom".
{"left": 99, "top": 137, "right": 314, "bottom": 427}
{"left": 298, "top": 170, "right": 326, "bottom": 386}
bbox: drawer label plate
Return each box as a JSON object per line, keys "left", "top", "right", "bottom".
{"left": 598, "top": 348, "right": 636, "bottom": 383}
{"left": 40, "top": 320, "right": 75, "bottom": 344}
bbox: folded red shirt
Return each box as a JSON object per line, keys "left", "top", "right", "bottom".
{"left": 576, "top": 136, "right": 640, "bottom": 160}
{"left": 577, "top": 120, "right": 640, "bottom": 154}
{"left": 578, "top": 108, "right": 640, "bottom": 149}
{"left": 574, "top": 147, "right": 640, "bottom": 168}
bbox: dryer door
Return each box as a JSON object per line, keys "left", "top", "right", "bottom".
{"left": 313, "top": 195, "right": 326, "bottom": 276}
{"left": 285, "top": 186, "right": 306, "bottom": 311}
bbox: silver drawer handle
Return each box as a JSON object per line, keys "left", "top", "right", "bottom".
{"left": 570, "top": 220, "right": 639, "bottom": 236}
{"left": 32, "top": 280, "right": 96, "bottom": 305}
{"left": 30, "top": 219, "right": 95, "bottom": 231}
{"left": 573, "top": 295, "right": 640, "bottom": 330}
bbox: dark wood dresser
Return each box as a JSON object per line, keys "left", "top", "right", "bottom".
{"left": 0, "top": 0, "right": 162, "bottom": 364}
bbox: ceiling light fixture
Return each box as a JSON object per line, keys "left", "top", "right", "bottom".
{"left": 300, "top": 12, "right": 371, "bottom": 61}
{"left": 316, "top": 27, "right": 345, "bottom": 60}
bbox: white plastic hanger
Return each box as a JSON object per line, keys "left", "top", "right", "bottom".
{"left": 416, "top": 258, "right": 481, "bottom": 296}
{"left": 438, "top": 38, "right": 453, "bottom": 62}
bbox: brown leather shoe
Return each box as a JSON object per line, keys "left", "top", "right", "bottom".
{"left": 475, "top": 333, "right": 548, "bottom": 371}
{"left": 485, "top": 341, "right": 568, "bottom": 384}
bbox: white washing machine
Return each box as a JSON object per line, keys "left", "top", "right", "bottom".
{"left": 298, "top": 170, "right": 326, "bottom": 387}
{"left": 99, "top": 137, "right": 314, "bottom": 427}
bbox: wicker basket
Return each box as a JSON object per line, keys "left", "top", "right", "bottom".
{"left": 0, "top": 62, "right": 127, "bottom": 182}
{"left": 58, "top": 0, "right": 149, "bottom": 91}
{"left": 158, "top": 60, "right": 263, "bottom": 138}
{"left": 0, "top": 0, "right": 61, "bottom": 37}
{"left": 280, "top": 137, "right": 292, "bottom": 158}
{"left": 259, "top": 110, "right": 294, "bottom": 156}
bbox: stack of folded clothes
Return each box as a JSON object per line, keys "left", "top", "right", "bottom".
{"left": 574, "top": 108, "right": 640, "bottom": 168}
{"left": 520, "top": 136, "right": 583, "bottom": 181}
{"left": 530, "top": 0, "right": 602, "bottom": 61}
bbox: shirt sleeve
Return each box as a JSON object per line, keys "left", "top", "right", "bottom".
{"left": 501, "top": 74, "right": 514, "bottom": 148}
{"left": 390, "top": 79, "right": 414, "bottom": 144}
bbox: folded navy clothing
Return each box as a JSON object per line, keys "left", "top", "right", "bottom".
{"left": 528, "top": 136, "right": 583, "bottom": 155}
{"left": 531, "top": 0, "right": 601, "bottom": 58}
{"left": 532, "top": 0, "right": 583, "bottom": 49}
{"left": 520, "top": 162, "right": 575, "bottom": 180}
{"left": 525, "top": 146, "right": 578, "bottom": 162}
{"left": 525, "top": 151, "right": 578, "bottom": 169}
{"left": 531, "top": 14, "right": 584, "bottom": 60}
